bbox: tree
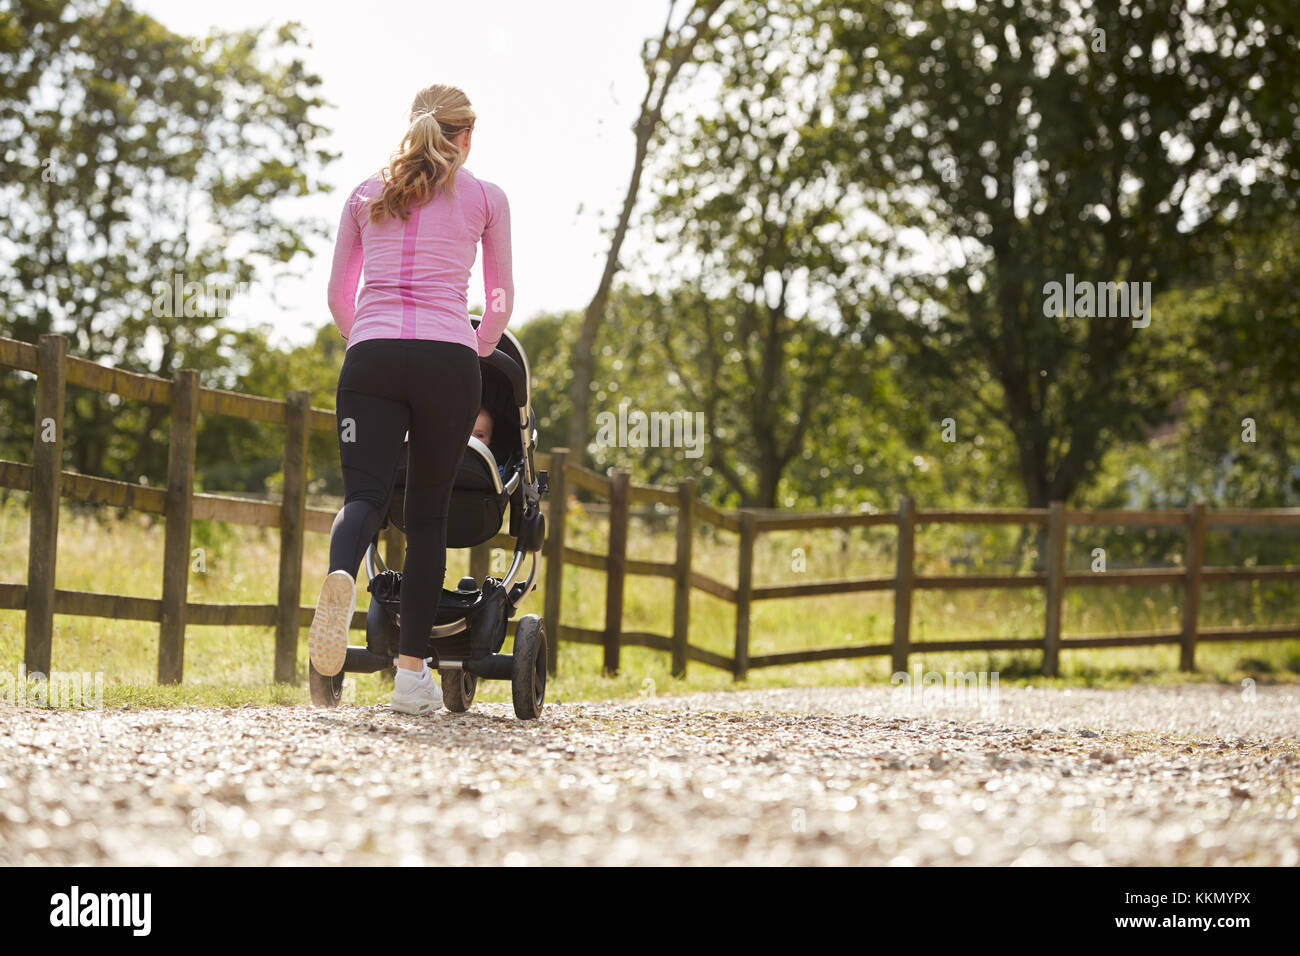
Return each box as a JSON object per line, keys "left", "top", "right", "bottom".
{"left": 0, "top": 0, "right": 335, "bottom": 482}
{"left": 632, "top": 282, "right": 942, "bottom": 509}
{"left": 829, "top": 0, "right": 1300, "bottom": 507}
{"left": 565, "top": 0, "right": 726, "bottom": 467}
{"left": 637, "top": 0, "right": 880, "bottom": 506}
{"left": 1160, "top": 211, "right": 1300, "bottom": 508}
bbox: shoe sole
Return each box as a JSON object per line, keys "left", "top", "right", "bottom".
{"left": 308, "top": 570, "right": 354, "bottom": 677}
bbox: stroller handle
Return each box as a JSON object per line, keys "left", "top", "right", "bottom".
{"left": 481, "top": 347, "right": 527, "bottom": 411}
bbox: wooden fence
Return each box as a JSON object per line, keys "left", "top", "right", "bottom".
{"left": 543, "top": 464, "right": 1300, "bottom": 679}
{"left": 3, "top": 333, "right": 1300, "bottom": 684}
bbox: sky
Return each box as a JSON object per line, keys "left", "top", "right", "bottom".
{"left": 134, "top": 0, "right": 683, "bottom": 351}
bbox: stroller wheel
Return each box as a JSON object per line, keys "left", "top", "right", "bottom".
{"left": 510, "top": 615, "right": 546, "bottom": 720}
{"left": 440, "top": 668, "right": 477, "bottom": 712}
{"left": 309, "top": 661, "right": 344, "bottom": 707}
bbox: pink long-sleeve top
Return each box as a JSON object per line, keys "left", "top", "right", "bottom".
{"left": 327, "top": 166, "right": 513, "bottom": 357}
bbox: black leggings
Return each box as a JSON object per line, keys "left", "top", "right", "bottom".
{"left": 328, "top": 337, "right": 482, "bottom": 659}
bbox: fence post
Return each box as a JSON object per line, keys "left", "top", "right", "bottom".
{"left": 25, "top": 334, "right": 67, "bottom": 678}
{"left": 891, "top": 497, "right": 915, "bottom": 675}
{"left": 275, "top": 389, "right": 310, "bottom": 684}
{"left": 671, "top": 477, "right": 695, "bottom": 679}
{"left": 734, "top": 509, "right": 756, "bottom": 681}
{"left": 158, "top": 368, "right": 200, "bottom": 684}
{"left": 603, "top": 468, "right": 630, "bottom": 676}
{"left": 1043, "top": 500, "right": 1067, "bottom": 678}
{"left": 542, "top": 448, "right": 568, "bottom": 677}
{"left": 1181, "top": 501, "right": 1207, "bottom": 672}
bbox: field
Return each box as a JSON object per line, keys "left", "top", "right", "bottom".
{"left": 2, "top": 490, "right": 1297, "bottom": 708}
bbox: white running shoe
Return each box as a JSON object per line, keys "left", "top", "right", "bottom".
{"left": 391, "top": 662, "right": 443, "bottom": 715}
{"left": 308, "top": 569, "right": 355, "bottom": 677}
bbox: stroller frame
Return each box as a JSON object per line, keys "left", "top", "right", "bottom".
{"left": 309, "top": 325, "right": 551, "bottom": 719}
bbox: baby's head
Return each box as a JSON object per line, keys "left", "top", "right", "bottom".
{"left": 472, "top": 406, "right": 493, "bottom": 445}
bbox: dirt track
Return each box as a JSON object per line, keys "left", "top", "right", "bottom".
{"left": 1, "top": 684, "right": 1297, "bottom": 865}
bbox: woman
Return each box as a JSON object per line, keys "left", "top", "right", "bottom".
{"left": 309, "top": 83, "right": 514, "bottom": 715}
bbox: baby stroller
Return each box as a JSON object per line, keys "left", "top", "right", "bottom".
{"left": 309, "top": 324, "right": 550, "bottom": 718}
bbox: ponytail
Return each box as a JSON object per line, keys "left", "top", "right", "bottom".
{"left": 369, "top": 84, "right": 476, "bottom": 223}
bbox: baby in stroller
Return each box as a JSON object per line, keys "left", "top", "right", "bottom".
{"left": 473, "top": 405, "right": 493, "bottom": 446}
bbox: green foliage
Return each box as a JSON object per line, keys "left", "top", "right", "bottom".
{"left": 637, "top": 0, "right": 922, "bottom": 506}
{"left": 2, "top": 0, "right": 1298, "bottom": 520}
{"left": 512, "top": 307, "right": 580, "bottom": 462}
{"left": 1175, "top": 216, "right": 1300, "bottom": 507}
{"left": 1075, "top": 208, "right": 1300, "bottom": 516}
{"left": 196, "top": 323, "right": 347, "bottom": 494}
{"left": 0, "top": 0, "right": 336, "bottom": 488}
{"left": 825, "top": 0, "right": 1300, "bottom": 506}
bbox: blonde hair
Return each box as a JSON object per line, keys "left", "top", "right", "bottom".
{"left": 369, "top": 84, "right": 476, "bottom": 223}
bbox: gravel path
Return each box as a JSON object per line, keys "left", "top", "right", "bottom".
{"left": 2, "top": 684, "right": 1297, "bottom": 865}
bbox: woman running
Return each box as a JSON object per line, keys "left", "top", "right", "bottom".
{"left": 309, "top": 83, "right": 514, "bottom": 715}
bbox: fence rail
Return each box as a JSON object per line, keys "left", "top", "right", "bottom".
{"left": 4, "top": 333, "right": 1299, "bottom": 684}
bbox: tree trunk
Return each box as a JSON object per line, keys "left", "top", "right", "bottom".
{"left": 566, "top": 116, "right": 654, "bottom": 465}
{"left": 565, "top": 0, "right": 725, "bottom": 467}
{"left": 757, "top": 457, "right": 781, "bottom": 508}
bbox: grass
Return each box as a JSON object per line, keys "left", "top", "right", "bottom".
{"left": 1, "top": 491, "right": 1298, "bottom": 709}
